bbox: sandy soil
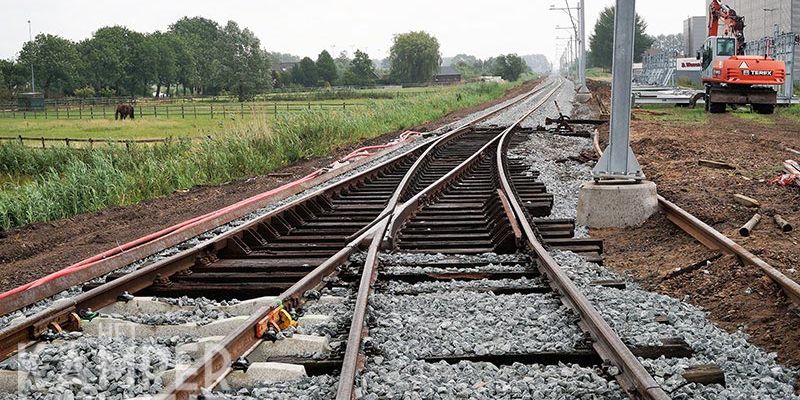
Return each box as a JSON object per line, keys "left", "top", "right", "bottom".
{"left": 0, "top": 79, "right": 542, "bottom": 293}
{"left": 587, "top": 79, "right": 800, "bottom": 367}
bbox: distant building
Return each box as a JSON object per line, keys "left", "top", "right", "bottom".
{"left": 432, "top": 65, "right": 462, "bottom": 85}
{"left": 270, "top": 62, "right": 298, "bottom": 74}
{"left": 706, "top": 0, "right": 799, "bottom": 79}
{"left": 683, "top": 16, "right": 707, "bottom": 57}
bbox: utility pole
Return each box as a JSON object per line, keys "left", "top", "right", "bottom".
{"left": 577, "top": 0, "right": 588, "bottom": 93}
{"left": 27, "top": 20, "right": 35, "bottom": 93}
{"left": 576, "top": 0, "right": 658, "bottom": 229}
{"left": 592, "top": 0, "right": 642, "bottom": 181}
{"left": 550, "top": 1, "right": 588, "bottom": 93}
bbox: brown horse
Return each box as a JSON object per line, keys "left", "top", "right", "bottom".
{"left": 115, "top": 104, "right": 135, "bottom": 120}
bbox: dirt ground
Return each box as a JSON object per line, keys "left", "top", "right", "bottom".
{"left": 587, "top": 79, "right": 800, "bottom": 367}
{"left": 0, "top": 79, "right": 542, "bottom": 293}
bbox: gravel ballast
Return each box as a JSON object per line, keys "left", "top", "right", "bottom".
{"left": 359, "top": 359, "right": 624, "bottom": 400}
{"left": 370, "top": 290, "right": 582, "bottom": 359}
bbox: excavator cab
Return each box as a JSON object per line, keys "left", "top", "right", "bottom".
{"left": 700, "top": 37, "right": 736, "bottom": 79}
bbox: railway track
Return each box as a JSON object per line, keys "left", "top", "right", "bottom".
{"left": 0, "top": 79, "right": 561, "bottom": 397}
{"left": 2, "top": 77, "right": 798, "bottom": 399}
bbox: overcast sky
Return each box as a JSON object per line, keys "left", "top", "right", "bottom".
{"left": 1, "top": 0, "right": 707, "bottom": 63}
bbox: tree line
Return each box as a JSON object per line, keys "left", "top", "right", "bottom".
{"left": 0, "top": 17, "right": 272, "bottom": 101}
{"left": 0, "top": 19, "right": 532, "bottom": 103}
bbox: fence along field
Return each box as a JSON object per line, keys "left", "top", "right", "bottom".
{"left": 0, "top": 101, "right": 366, "bottom": 120}
{"left": 0, "top": 81, "right": 517, "bottom": 229}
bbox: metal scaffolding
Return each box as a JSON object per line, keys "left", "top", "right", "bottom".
{"left": 639, "top": 51, "right": 676, "bottom": 87}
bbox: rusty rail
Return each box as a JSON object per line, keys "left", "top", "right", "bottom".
{"left": 335, "top": 79, "right": 564, "bottom": 399}
{"left": 592, "top": 129, "right": 800, "bottom": 307}
{"left": 156, "top": 78, "right": 554, "bottom": 399}
{"left": 498, "top": 102, "right": 669, "bottom": 399}
{"left": 659, "top": 196, "right": 800, "bottom": 306}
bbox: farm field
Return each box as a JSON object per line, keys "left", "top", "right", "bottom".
{"left": 0, "top": 80, "right": 530, "bottom": 229}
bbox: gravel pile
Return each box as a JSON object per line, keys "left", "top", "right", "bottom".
{"left": 379, "top": 276, "right": 545, "bottom": 295}
{"left": 359, "top": 359, "right": 624, "bottom": 400}
{"left": 0, "top": 334, "right": 189, "bottom": 400}
{"left": 382, "top": 263, "right": 530, "bottom": 276}
{"left": 105, "top": 307, "right": 232, "bottom": 326}
{"left": 370, "top": 291, "right": 581, "bottom": 359}
{"left": 201, "top": 374, "right": 338, "bottom": 400}
{"left": 553, "top": 247, "right": 800, "bottom": 398}
{"left": 299, "top": 288, "right": 354, "bottom": 340}
{"left": 507, "top": 131, "right": 592, "bottom": 220}
{"left": 479, "top": 77, "right": 568, "bottom": 129}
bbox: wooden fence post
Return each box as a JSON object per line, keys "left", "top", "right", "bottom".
{"left": 41, "top": 137, "right": 45, "bottom": 148}
{"left": 79, "top": 105, "right": 82, "bottom": 119}
{"left": 181, "top": 104, "right": 185, "bottom": 119}
{"left": 65, "top": 138, "right": 71, "bottom": 148}
{"left": 89, "top": 138, "right": 94, "bottom": 149}
{"left": 222, "top": 105, "right": 226, "bottom": 118}
{"left": 240, "top": 103, "right": 244, "bottom": 117}
{"left": 55, "top": 107, "right": 59, "bottom": 119}
{"left": 103, "top": 105, "right": 106, "bottom": 119}
{"left": 66, "top": 107, "right": 70, "bottom": 119}
{"left": 90, "top": 106, "right": 94, "bottom": 119}
{"left": 274, "top": 103, "right": 277, "bottom": 116}
{"left": 211, "top": 104, "right": 214, "bottom": 119}
{"left": 166, "top": 105, "right": 169, "bottom": 118}
{"left": 18, "top": 135, "right": 23, "bottom": 145}
{"left": 154, "top": 105, "right": 157, "bottom": 118}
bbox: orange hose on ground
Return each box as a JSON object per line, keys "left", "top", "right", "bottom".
{"left": 0, "top": 132, "right": 419, "bottom": 301}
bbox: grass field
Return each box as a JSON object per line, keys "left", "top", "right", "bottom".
{"left": 0, "top": 86, "right": 475, "bottom": 142}
{"left": 0, "top": 80, "right": 527, "bottom": 229}
{"left": 635, "top": 104, "right": 800, "bottom": 124}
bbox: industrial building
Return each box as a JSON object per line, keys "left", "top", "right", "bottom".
{"left": 684, "top": 16, "right": 708, "bottom": 56}
{"left": 708, "top": 0, "right": 800, "bottom": 80}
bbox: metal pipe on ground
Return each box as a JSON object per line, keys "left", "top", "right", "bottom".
{"left": 774, "top": 215, "right": 793, "bottom": 232}
{"left": 739, "top": 214, "right": 761, "bottom": 237}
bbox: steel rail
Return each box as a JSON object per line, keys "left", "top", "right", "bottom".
{"left": 0, "top": 138, "right": 408, "bottom": 317}
{"left": 498, "top": 105, "right": 669, "bottom": 399}
{"left": 591, "top": 131, "right": 800, "bottom": 306}
{"left": 335, "top": 79, "right": 563, "bottom": 400}
{"left": 0, "top": 80, "right": 554, "bottom": 362}
{"left": 659, "top": 196, "right": 800, "bottom": 306}
{"left": 156, "top": 78, "right": 555, "bottom": 399}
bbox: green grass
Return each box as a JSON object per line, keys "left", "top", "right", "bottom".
{"left": 586, "top": 68, "right": 611, "bottom": 80}
{"left": 0, "top": 118, "right": 224, "bottom": 140}
{"left": 0, "top": 80, "right": 522, "bottom": 229}
{"left": 777, "top": 104, "right": 800, "bottom": 122}
{"left": 635, "top": 105, "right": 708, "bottom": 123}
{"left": 729, "top": 107, "right": 775, "bottom": 124}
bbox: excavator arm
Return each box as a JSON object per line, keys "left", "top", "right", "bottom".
{"left": 708, "top": 0, "right": 746, "bottom": 54}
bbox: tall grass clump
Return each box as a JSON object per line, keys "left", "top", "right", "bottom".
{"left": 0, "top": 81, "right": 518, "bottom": 229}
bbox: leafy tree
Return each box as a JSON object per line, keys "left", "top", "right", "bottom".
{"left": 215, "top": 21, "right": 271, "bottom": 101}
{"left": 292, "top": 57, "right": 318, "bottom": 87}
{"left": 493, "top": 54, "right": 529, "bottom": 81}
{"left": 17, "top": 34, "right": 80, "bottom": 95}
{"left": 170, "top": 17, "right": 222, "bottom": 94}
{"left": 267, "top": 52, "right": 300, "bottom": 63}
{"left": 148, "top": 32, "right": 178, "bottom": 97}
{"left": 388, "top": 31, "right": 441, "bottom": 84}
{"left": 77, "top": 26, "right": 154, "bottom": 96}
{"left": 342, "top": 49, "right": 376, "bottom": 86}
{"left": 334, "top": 51, "right": 351, "bottom": 77}
{"left": 588, "top": 6, "right": 654, "bottom": 68}
{"left": 0, "top": 59, "right": 27, "bottom": 97}
{"left": 315, "top": 50, "right": 338, "bottom": 85}
{"left": 73, "top": 85, "right": 95, "bottom": 98}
